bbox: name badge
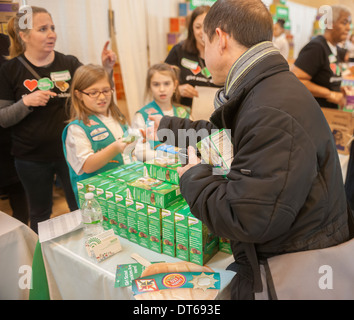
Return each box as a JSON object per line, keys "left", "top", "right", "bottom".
{"left": 328, "top": 54, "right": 337, "bottom": 64}
{"left": 181, "top": 58, "right": 198, "bottom": 70}
{"left": 50, "top": 70, "right": 71, "bottom": 82}
{"left": 90, "top": 128, "right": 109, "bottom": 141}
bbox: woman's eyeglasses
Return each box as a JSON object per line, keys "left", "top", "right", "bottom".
{"left": 79, "top": 88, "right": 113, "bottom": 99}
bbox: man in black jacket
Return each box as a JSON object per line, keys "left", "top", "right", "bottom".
{"left": 150, "top": 0, "right": 350, "bottom": 299}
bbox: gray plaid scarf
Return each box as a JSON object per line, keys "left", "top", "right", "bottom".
{"left": 214, "top": 41, "right": 280, "bottom": 109}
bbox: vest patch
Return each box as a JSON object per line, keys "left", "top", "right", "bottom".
{"left": 90, "top": 127, "right": 109, "bottom": 141}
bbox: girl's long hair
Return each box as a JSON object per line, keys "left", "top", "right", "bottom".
{"left": 67, "top": 64, "right": 126, "bottom": 125}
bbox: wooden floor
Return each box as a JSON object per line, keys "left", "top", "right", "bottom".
{"left": 0, "top": 185, "right": 71, "bottom": 223}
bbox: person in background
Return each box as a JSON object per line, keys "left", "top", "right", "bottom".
{"left": 0, "top": 33, "right": 29, "bottom": 225}
{"left": 0, "top": 6, "right": 116, "bottom": 233}
{"left": 131, "top": 63, "right": 190, "bottom": 161}
{"left": 149, "top": 0, "right": 350, "bottom": 299}
{"left": 272, "top": 19, "right": 289, "bottom": 60}
{"left": 63, "top": 64, "right": 132, "bottom": 204}
{"left": 292, "top": 5, "right": 351, "bottom": 109}
{"left": 347, "top": 34, "right": 354, "bottom": 63}
{"left": 292, "top": 5, "right": 354, "bottom": 212}
{"left": 165, "top": 5, "right": 221, "bottom": 108}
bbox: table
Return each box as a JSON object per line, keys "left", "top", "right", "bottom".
{"left": 39, "top": 227, "right": 236, "bottom": 300}
{"left": 0, "top": 211, "right": 38, "bottom": 300}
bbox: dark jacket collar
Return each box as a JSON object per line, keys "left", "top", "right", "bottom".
{"left": 210, "top": 53, "right": 289, "bottom": 130}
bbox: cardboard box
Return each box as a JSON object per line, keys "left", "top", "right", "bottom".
{"left": 156, "top": 144, "right": 181, "bottom": 159}
{"left": 77, "top": 175, "right": 102, "bottom": 208}
{"left": 126, "top": 198, "right": 139, "bottom": 244}
{"left": 161, "top": 199, "right": 188, "bottom": 257}
{"left": 174, "top": 205, "right": 191, "bottom": 262}
{"left": 188, "top": 214, "right": 219, "bottom": 266}
{"left": 148, "top": 206, "right": 162, "bottom": 253}
{"left": 196, "top": 128, "right": 233, "bottom": 173}
{"left": 144, "top": 157, "right": 181, "bottom": 185}
{"left": 342, "top": 80, "right": 354, "bottom": 112}
{"left": 128, "top": 177, "right": 182, "bottom": 208}
{"left": 115, "top": 186, "right": 129, "bottom": 239}
{"left": 135, "top": 201, "right": 150, "bottom": 249}
{"left": 169, "top": 17, "right": 186, "bottom": 33}
{"left": 321, "top": 107, "right": 354, "bottom": 155}
{"left": 178, "top": 2, "right": 189, "bottom": 16}
{"left": 0, "top": 2, "right": 18, "bottom": 23}
{"left": 219, "top": 237, "right": 232, "bottom": 254}
{"left": 122, "top": 161, "right": 144, "bottom": 172}
{"left": 105, "top": 184, "right": 125, "bottom": 234}
{"left": 95, "top": 180, "right": 116, "bottom": 231}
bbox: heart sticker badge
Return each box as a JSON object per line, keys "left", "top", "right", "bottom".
{"left": 23, "top": 79, "right": 38, "bottom": 92}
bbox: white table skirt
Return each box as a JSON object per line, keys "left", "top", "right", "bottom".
{"left": 0, "top": 211, "right": 38, "bottom": 300}
{"left": 41, "top": 227, "right": 235, "bottom": 300}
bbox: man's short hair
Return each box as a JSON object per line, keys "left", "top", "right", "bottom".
{"left": 203, "top": 0, "right": 273, "bottom": 48}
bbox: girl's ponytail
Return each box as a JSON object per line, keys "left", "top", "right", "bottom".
{"left": 7, "top": 16, "right": 24, "bottom": 59}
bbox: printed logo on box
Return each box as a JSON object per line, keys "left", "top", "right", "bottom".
{"left": 162, "top": 273, "right": 186, "bottom": 288}
{"left": 135, "top": 278, "right": 159, "bottom": 293}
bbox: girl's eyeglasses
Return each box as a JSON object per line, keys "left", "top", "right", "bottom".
{"left": 79, "top": 88, "right": 113, "bottom": 99}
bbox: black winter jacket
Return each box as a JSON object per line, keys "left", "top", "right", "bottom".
{"left": 158, "top": 53, "right": 349, "bottom": 288}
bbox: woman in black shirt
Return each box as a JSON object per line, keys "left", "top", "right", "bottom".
{"left": 165, "top": 6, "right": 221, "bottom": 108}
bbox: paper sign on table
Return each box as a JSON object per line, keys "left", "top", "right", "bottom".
{"left": 38, "top": 210, "right": 82, "bottom": 243}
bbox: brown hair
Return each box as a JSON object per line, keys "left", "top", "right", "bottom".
{"left": 203, "top": 0, "right": 273, "bottom": 48}
{"left": 145, "top": 63, "right": 181, "bottom": 103}
{"left": 7, "top": 6, "right": 51, "bottom": 59}
{"left": 68, "top": 64, "right": 126, "bottom": 125}
{"left": 182, "top": 5, "right": 210, "bottom": 55}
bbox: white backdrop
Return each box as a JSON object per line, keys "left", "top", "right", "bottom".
{"left": 18, "top": 0, "right": 318, "bottom": 121}
{"left": 288, "top": 1, "right": 318, "bottom": 59}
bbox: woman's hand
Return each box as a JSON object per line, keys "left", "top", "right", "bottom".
{"left": 327, "top": 90, "right": 346, "bottom": 109}
{"left": 178, "top": 84, "right": 199, "bottom": 98}
{"left": 22, "top": 90, "right": 57, "bottom": 107}
{"left": 101, "top": 41, "right": 117, "bottom": 71}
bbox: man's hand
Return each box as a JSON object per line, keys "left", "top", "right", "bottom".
{"left": 177, "top": 146, "right": 201, "bottom": 177}
{"left": 147, "top": 114, "right": 163, "bottom": 141}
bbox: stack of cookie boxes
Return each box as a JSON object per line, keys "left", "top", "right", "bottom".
{"left": 77, "top": 159, "right": 230, "bottom": 265}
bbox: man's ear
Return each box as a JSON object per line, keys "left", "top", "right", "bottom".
{"left": 215, "top": 27, "right": 228, "bottom": 54}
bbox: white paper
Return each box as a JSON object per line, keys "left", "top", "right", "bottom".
{"left": 191, "top": 86, "right": 220, "bottom": 121}
{"left": 38, "top": 210, "right": 83, "bottom": 243}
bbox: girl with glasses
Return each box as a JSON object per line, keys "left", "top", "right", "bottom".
{"left": 62, "top": 64, "right": 132, "bottom": 205}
